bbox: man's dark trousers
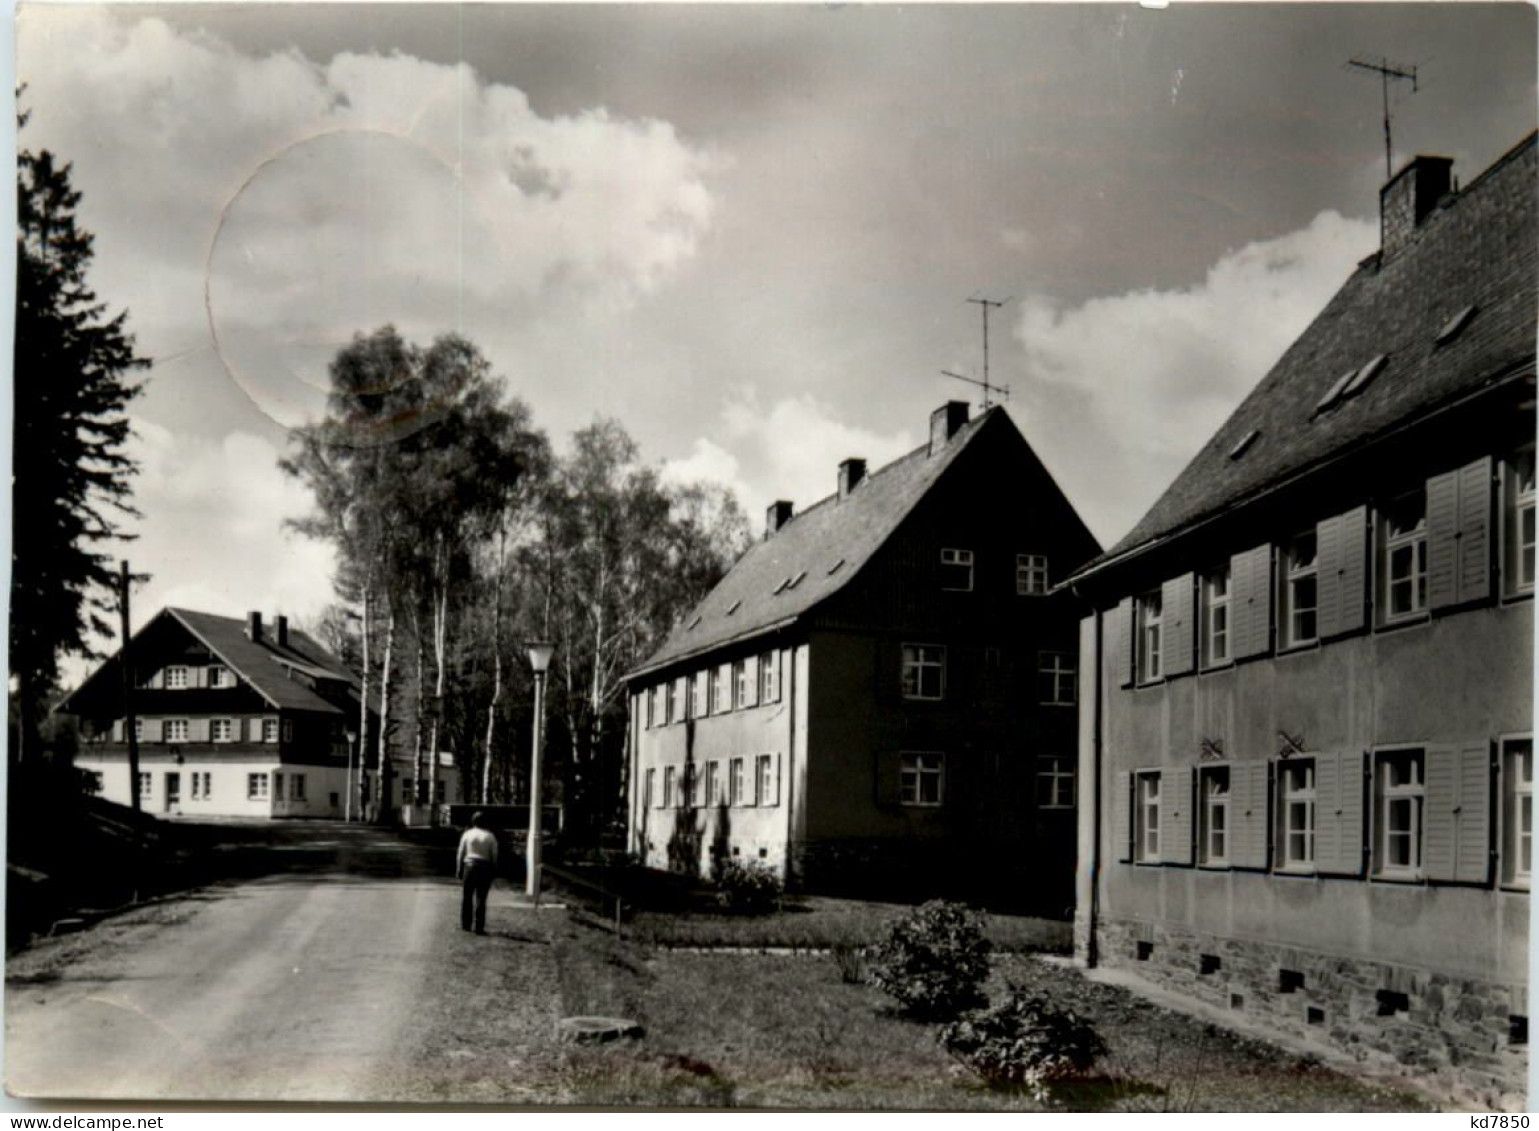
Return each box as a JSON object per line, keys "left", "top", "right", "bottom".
{"left": 461, "top": 859, "right": 494, "bottom": 933}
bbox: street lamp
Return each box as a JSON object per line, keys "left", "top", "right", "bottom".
{"left": 526, "top": 641, "right": 555, "bottom": 900}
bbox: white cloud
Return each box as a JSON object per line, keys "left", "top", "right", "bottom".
{"left": 19, "top": 8, "right": 720, "bottom": 429}
{"left": 1016, "top": 210, "right": 1377, "bottom": 462}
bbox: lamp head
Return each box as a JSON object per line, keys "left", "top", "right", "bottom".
{"left": 527, "top": 641, "right": 555, "bottom": 674}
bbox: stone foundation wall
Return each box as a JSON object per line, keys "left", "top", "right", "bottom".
{"left": 1096, "top": 916, "right": 1528, "bottom": 1108}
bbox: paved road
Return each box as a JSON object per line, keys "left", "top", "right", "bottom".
{"left": 5, "top": 823, "right": 564, "bottom": 1103}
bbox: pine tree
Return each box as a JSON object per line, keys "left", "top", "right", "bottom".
{"left": 12, "top": 134, "right": 147, "bottom": 760}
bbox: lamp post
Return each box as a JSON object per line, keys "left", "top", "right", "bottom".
{"left": 525, "top": 641, "right": 555, "bottom": 900}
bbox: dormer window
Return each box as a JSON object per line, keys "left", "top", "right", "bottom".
{"left": 1435, "top": 304, "right": 1478, "bottom": 346}
{"left": 1340, "top": 355, "right": 1387, "bottom": 400}
{"left": 1228, "top": 430, "right": 1259, "bottom": 461}
{"left": 725, "top": 599, "right": 742, "bottom": 616}
{"left": 785, "top": 571, "right": 807, "bottom": 590}
{"left": 940, "top": 548, "right": 973, "bottom": 592}
{"left": 165, "top": 666, "right": 189, "bottom": 690}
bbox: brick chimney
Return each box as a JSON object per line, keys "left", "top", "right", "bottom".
{"left": 929, "top": 401, "right": 970, "bottom": 455}
{"left": 1380, "top": 155, "right": 1453, "bottom": 259}
{"left": 765, "top": 500, "right": 794, "bottom": 538}
{"left": 838, "top": 458, "right": 867, "bottom": 498}
{"left": 246, "top": 611, "right": 263, "bottom": 642}
{"left": 275, "top": 615, "right": 289, "bottom": 647}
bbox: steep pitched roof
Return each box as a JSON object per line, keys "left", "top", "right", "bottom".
{"left": 1072, "top": 132, "right": 1537, "bottom": 582}
{"left": 633, "top": 408, "right": 1008, "bottom": 676}
{"left": 168, "top": 608, "right": 355, "bottom": 715}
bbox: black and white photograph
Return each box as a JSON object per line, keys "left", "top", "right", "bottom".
{"left": 6, "top": 0, "right": 1535, "bottom": 1113}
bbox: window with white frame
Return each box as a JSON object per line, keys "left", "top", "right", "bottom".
{"left": 137, "top": 771, "right": 152, "bottom": 799}
{"left": 291, "top": 774, "right": 306, "bottom": 801}
{"left": 1199, "top": 766, "right": 1230, "bottom": 866}
{"left": 734, "top": 659, "right": 754, "bottom": 709}
{"left": 901, "top": 643, "right": 945, "bottom": 700}
{"left": 1277, "top": 759, "right": 1316, "bottom": 870}
{"left": 940, "top": 548, "right": 974, "bottom": 591}
{"left": 247, "top": 772, "right": 269, "bottom": 800}
{"left": 643, "top": 768, "right": 655, "bottom": 810}
{"left": 685, "top": 762, "right": 702, "bottom": 808}
{"left": 1506, "top": 447, "right": 1535, "bottom": 597}
{"left": 1017, "top": 554, "right": 1050, "bottom": 595}
{"left": 262, "top": 717, "right": 279, "bottom": 743}
{"left": 1201, "top": 567, "right": 1231, "bottom": 667}
{"left": 1281, "top": 530, "right": 1319, "bottom": 647}
{"left": 1380, "top": 488, "right": 1428, "bottom": 623}
{"left": 759, "top": 651, "right": 779, "bottom": 703}
{"left": 211, "top": 718, "right": 233, "bottom": 743}
{"left": 1134, "top": 772, "right": 1161, "bottom": 862}
{"left": 164, "top": 666, "right": 189, "bottom": 689}
{"left": 1504, "top": 738, "right": 1532, "bottom": 888}
{"left": 756, "top": 754, "right": 776, "bottom": 806}
{"left": 190, "top": 772, "right": 202, "bottom": 800}
{"left": 706, "top": 761, "right": 722, "bottom": 808}
{"left": 197, "top": 771, "right": 211, "bottom": 800}
{"left": 1038, "top": 652, "right": 1076, "bottom": 706}
{"left": 1137, "top": 590, "right": 1163, "bottom": 682}
{"left": 693, "top": 671, "right": 709, "bottom": 718}
{"left": 165, "top": 718, "right": 189, "bottom": 743}
{"left": 133, "top": 717, "right": 144, "bottom": 742}
{"left": 900, "top": 752, "right": 944, "bottom": 806}
{"left": 1374, "top": 750, "right": 1425, "bottom": 878}
{"left": 209, "top": 665, "right": 233, "bottom": 689}
{"left": 730, "top": 757, "right": 746, "bottom": 806}
{"left": 1036, "top": 756, "right": 1075, "bottom": 809}
{"left": 667, "top": 678, "right": 681, "bottom": 724}
{"left": 646, "top": 686, "right": 658, "bottom": 728}
{"left": 663, "top": 766, "right": 676, "bottom": 809}
{"left": 710, "top": 665, "right": 728, "bottom": 714}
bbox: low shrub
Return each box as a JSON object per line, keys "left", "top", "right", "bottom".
{"left": 938, "top": 985, "right": 1108, "bottom": 1102}
{"left": 830, "top": 941, "right": 867, "bottom": 984}
{"left": 865, "top": 900, "right": 991, "bottom": 1020}
{"left": 715, "top": 859, "right": 783, "bottom": 915}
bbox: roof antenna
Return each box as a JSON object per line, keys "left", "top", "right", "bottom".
{"left": 941, "top": 294, "right": 1011, "bottom": 409}
{"left": 1346, "top": 54, "right": 1418, "bottom": 179}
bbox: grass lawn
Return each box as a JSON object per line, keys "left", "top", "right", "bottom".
{"left": 542, "top": 917, "right": 1433, "bottom": 1111}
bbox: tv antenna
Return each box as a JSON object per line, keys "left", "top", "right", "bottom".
{"left": 942, "top": 294, "right": 1011, "bottom": 409}
{"left": 1346, "top": 54, "right": 1418, "bottom": 178}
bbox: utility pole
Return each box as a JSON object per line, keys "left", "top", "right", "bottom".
{"left": 942, "top": 294, "right": 1012, "bottom": 409}
{"left": 119, "top": 560, "right": 143, "bottom": 815}
{"left": 1347, "top": 54, "right": 1418, "bottom": 178}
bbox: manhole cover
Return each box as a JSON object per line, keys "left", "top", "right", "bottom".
{"left": 555, "top": 1016, "right": 644, "bottom": 1044}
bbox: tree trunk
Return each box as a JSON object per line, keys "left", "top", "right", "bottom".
{"left": 412, "top": 607, "right": 425, "bottom": 821}
{"left": 481, "top": 526, "right": 505, "bottom": 805}
{"left": 374, "top": 604, "right": 394, "bottom": 824}
{"left": 427, "top": 541, "right": 449, "bottom": 826}
{"left": 353, "top": 583, "right": 370, "bottom": 824}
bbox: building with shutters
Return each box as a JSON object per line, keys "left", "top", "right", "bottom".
{"left": 1064, "top": 134, "right": 1534, "bottom": 1104}
{"left": 61, "top": 607, "right": 383, "bottom": 819}
{"left": 625, "top": 402, "right": 1100, "bottom": 908}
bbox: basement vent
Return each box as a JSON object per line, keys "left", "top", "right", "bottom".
{"left": 1135, "top": 940, "right": 1154, "bottom": 962}
{"left": 1278, "top": 969, "right": 1306, "bottom": 994}
{"left": 1228, "top": 430, "right": 1259, "bottom": 461}
{"left": 1435, "top": 304, "right": 1478, "bottom": 346}
{"left": 1199, "top": 954, "right": 1222, "bottom": 976}
{"left": 1375, "top": 989, "right": 1410, "bottom": 1017}
{"left": 1341, "top": 354, "right": 1387, "bottom": 400}
{"left": 1229, "top": 993, "right": 1245, "bottom": 1011}
{"left": 725, "top": 599, "right": 742, "bottom": 616}
{"left": 1511, "top": 1016, "right": 1529, "bottom": 1046}
{"left": 1307, "top": 1007, "right": 1326, "bottom": 1027}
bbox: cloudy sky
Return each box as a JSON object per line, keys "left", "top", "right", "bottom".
{"left": 15, "top": 2, "right": 1535, "bottom": 669}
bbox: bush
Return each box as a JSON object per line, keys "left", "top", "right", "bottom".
{"left": 715, "top": 859, "right": 783, "bottom": 915}
{"left": 830, "top": 941, "right": 867, "bottom": 984}
{"left": 865, "top": 900, "right": 991, "bottom": 1019}
{"left": 938, "top": 986, "right": 1108, "bottom": 1101}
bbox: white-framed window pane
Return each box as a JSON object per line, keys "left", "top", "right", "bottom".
{"left": 643, "top": 768, "right": 655, "bottom": 810}
{"left": 165, "top": 666, "right": 188, "bottom": 689}
{"left": 731, "top": 758, "right": 745, "bottom": 806}
{"left": 1200, "top": 766, "right": 1230, "bottom": 865}
{"left": 706, "top": 762, "right": 721, "bottom": 807}
{"left": 1135, "top": 773, "right": 1161, "bottom": 861}
{"left": 1505, "top": 738, "right": 1532, "bottom": 887}
{"left": 166, "top": 719, "right": 189, "bottom": 743}
{"left": 1036, "top": 756, "right": 1075, "bottom": 809}
{"left": 1382, "top": 489, "right": 1428, "bottom": 621}
{"left": 262, "top": 718, "right": 279, "bottom": 743}
{"left": 211, "top": 719, "right": 232, "bottom": 742}
{"left": 248, "top": 772, "right": 268, "bottom": 800}
{"left": 901, "top": 644, "right": 945, "bottom": 700}
{"left": 663, "top": 766, "right": 676, "bottom": 808}
{"left": 900, "top": 752, "right": 944, "bottom": 806}
{"left": 1283, "top": 531, "right": 1318, "bottom": 646}
{"left": 1138, "top": 591, "right": 1163, "bottom": 682}
{"left": 1202, "top": 567, "right": 1231, "bottom": 666}
{"left": 759, "top": 652, "right": 779, "bottom": 703}
{"left": 940, "top": 548, "right": 974, "bottom": 592}
{"left": 1506, "top": 448, "right": 1536, "bottom": 596}
{"left": 1278, "top": 759, "right": 1316, "bottom": 869}
{"left": 1016, "top": 554, "right": 1049, "bottom": 595}
{"left": 1374, "top": 750, "right": 1424, "bottom": 877}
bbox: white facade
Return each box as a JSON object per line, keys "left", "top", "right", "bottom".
{"left": 77, "top": 755, "right": 349, "bottom": 820}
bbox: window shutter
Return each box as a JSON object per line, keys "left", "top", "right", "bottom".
{"left": 1160, "top": 765, "right": 1194, "bottom": 864}
{"left": 1230, "top": 544, "right": 1273, "bottom": 660}
{"left": 1114, "top": 771, "right": 1133, "bottom": 862}
{"left": 1316, "top": 507, "right": 1368, "bottom": 640}
{"left": 193, "top": 666, "right": 207, "bottom": 689}
{"left": 144, "top": 718, "right": 164, "bottom": 743}
{"left": 189, "top": 718, "right": 211, "bottom": 743}
{"left": 1425, "top": 743, "right": 1493, "bottom": 884}
{"left": 112, "top": 719, "right": 124, "bottom": 742}
{"left": 1457, "top": 457, "right": 1493, "bottom": 605}
{"left": 772, "top": 753, "right": 782, "bottom": 807}
{"left": 1315, "top": 752, "right": 1364, "bottom": 877}
{"left": 1229, "top": 761, "right": 1271, "bottom": 869}
{"left": 1114, "top": 598, "right": 1134, "bottom": 688}
{"left": 1162, "top": 575, "right": 1195, "bottom": 677}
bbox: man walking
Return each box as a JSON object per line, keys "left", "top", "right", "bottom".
{"left": 456, "top": 812, "right": 499, "bottom": 935}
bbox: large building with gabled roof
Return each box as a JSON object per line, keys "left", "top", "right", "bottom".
{"left": 60, "top": 607, "right": 459, "bottom": 821}
{"left": 1064, "top": 134, "right": 1535, "bottom": 1103}
{"left": 626, "top": 401, "right": 1101, "bottom": 908}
